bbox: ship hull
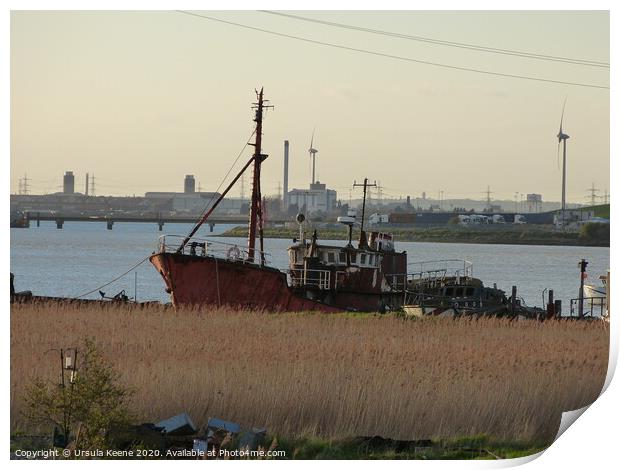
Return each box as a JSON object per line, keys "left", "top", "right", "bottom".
{"left": 150, "top": 253, "right": 406, "bottom": 312}
{"left": 150, "top": 253, "right": 343, "bottom": 312}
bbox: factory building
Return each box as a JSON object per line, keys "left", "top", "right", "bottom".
{"left": 184, "top": 175, "right": 195, "bottom": 194}
{"left": 287, "top": 182, "right": 337, "bottom": 215}
{"left": 526, "top": 194, "right": 543, "bottom": 213}
{"left": 281, "top": 139, "right": 337, "bottom": 216}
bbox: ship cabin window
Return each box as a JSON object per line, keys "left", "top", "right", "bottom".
{"left": 339, "top": 252, "right": 346, "bottom": 264}
{"left": 350, "top": 253, "right": 357, "bottom": 264}
{"left": 369, "top": 254, "right": 374, "bottom": 266}
{"left": 360, "top": 253, "right": 367, "bottom": 265}
{"left": 445, "top": 287, "right": 454, "bottom": 297}
{"left": 327, "top": 252, "right": 336, "bottom": 263}
{"left": 465, "top": 287, "right": 475, "bottom": 296}
{"left": 455, "top": 287, "right": 464, "bottom": 297}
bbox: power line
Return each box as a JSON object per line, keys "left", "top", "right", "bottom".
{"left": 261, "top": 10, "right": 609, "bottom": 68}
{"left": 176, "top": 11, "right": 609, "bottom": 90}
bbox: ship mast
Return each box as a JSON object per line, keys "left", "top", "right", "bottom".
{"left": 176, "top": 89, "right": 271, "bottom": 256}
{"left": 353, "top": 178, "right": 376, "bottom": 247}
{"left": 247, "top": 88, "right": 272, "bottom": 265}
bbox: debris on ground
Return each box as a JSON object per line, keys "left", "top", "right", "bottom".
{"left": 156, "top": 412, "right": 196, "bottom": 436}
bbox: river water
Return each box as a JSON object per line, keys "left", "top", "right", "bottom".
{"left": 10, "top": 221, "right": 609, "bottom": 310}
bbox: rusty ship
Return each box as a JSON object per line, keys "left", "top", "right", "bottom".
{"left": 150, "top": 88, "right": 521, "bottom": 315}
{"left": 150, "top": 88, "right": 411, "bottom": 312}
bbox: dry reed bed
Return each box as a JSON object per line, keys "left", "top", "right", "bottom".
{"left": 11, "top": 302, "right": 609, "bottom": 443}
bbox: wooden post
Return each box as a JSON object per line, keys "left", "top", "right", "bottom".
{"left": 511, "top": 286, "right": 517, "bottom": 315}
{"left": 547, "top": 289, "right": 555, "bottom": 318}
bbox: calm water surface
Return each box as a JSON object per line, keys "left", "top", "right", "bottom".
{"left": 10, "top": 221, "right": 609, "bottom": 309}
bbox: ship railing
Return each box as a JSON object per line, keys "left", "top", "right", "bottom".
{"left": 156, "top": 235, "right": 272, "bottom": 265}
{"left": 288, "top": 268, "right": 331, "bottom": 290}
{"left": 407, "top": 259, "right": 473, "bottom": 282}
{"left": 404, "top": 291, "right": 451, "bottom": 307}
{"left": 568, "top": 296, "right": 607, "bottom": 319}
{"left": 403, "top": 290, "right": 484, "bottom": 309}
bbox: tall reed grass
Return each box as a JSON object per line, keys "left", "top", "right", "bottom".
{"left": 10, "top": 302, "right": 609, "bottom": 443}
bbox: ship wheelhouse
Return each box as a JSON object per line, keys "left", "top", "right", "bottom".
{"left": 287, "top": 229, "right": 407, "bottom": 295}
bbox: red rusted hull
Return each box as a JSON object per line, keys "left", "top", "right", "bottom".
{"left": 150, "top": 253, "right": 405, "bottom": 312}
{"left": 150, "top": 253, "right": 342, "bottom": 312}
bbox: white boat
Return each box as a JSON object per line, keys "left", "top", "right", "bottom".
{"left": 582, "top": 274, "right": 609, "bottom": 319}
{"left": 584, "top": 276, "right": 607, "bottom": 298}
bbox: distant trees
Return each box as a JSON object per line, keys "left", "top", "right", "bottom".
{"left": 579, "top": 222, "right": 610, "bottom": 243}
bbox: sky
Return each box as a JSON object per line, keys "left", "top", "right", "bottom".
{"left": 10, "top": 10, "right": 610, "bottom": 204}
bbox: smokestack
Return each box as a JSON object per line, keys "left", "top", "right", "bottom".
{"left": 283, "top": 140, "right": 289, "bottom": 211}
{"left": 85, "top": 173, "right": 89, "bottom": 196}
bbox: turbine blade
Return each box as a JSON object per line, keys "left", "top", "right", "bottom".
{"left": 309, "top": 127, "right": 315, "bottom": 153}
{"left": 559, "top": 96, "right": 568, "bottom": 134}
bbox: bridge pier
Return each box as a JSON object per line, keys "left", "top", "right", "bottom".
{"left": 158, "top": 221, "right": 164, "bottom": 231}
{"left": 209, "top": 223, "right": 215, "bottom": 232}
{"left": 106, "top": 219, "right": 114, "bottom": 230}
{"left": 56, "top": 219, "right": 64, "bottom": 229}
{"left": 36, "top": 212, "right": 40, "bottom": 227}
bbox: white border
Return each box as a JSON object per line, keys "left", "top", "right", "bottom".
{"left": 4, "top": 1, "right": 615, "bottom": 468}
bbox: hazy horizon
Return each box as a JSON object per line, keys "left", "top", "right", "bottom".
{"left": 10, "top": 10, "right": 610, "bottom": 205}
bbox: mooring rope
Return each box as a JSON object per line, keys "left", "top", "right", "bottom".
{"left": 73, "top": 255, "right": 151, "bottom": 299}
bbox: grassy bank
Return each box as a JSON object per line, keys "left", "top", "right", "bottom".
{"left": 11, "top": 302, "right": 608, "bottom": 450}
{"left": 218, "top": 225, "right": 609, "bottom": 246}
{"left": 584, "top": 203, "right": 610, "bottom": 219}
{"left": 273, "top": 434, "right": 547, "bottom": 459}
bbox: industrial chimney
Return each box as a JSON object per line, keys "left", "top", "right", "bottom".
{"left": 283, "top": 140, "right": 289, "bottom": 211}
{"left": 63, "top": 171, "right": 75, "bottom": 194}
{"left": 85, "top": 173, "right": 89, "bottom": 196}
{"left": 184, "top": 174, "right": 196, "bottom": 194}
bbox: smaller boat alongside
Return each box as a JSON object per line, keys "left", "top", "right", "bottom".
{"left": 401, "top": 260, "right": 522, "bottom": 318}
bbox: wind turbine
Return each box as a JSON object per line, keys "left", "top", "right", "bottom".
{"left": 308, "top": 129, "right": 318, "bottom": 186}
{"left": 557, "top": 98, "right": 570, "bottom": 227}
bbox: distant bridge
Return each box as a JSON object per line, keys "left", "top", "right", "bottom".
{"left": 24, "top": 212, "right": 291, "bottom": 231}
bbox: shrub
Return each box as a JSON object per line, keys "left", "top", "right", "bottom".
{"left": 579, "top": 222, "right": 610, "bottom": 243}
{"left": 22, "top": 338, "right": 133, "bottom": 450}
